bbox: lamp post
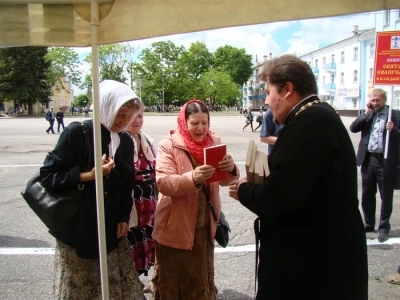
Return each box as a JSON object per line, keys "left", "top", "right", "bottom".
{"left": 162, "top": 70, "right": 165, "bottom": 113}
{"left": 135, "top": 72, "right": 142, "bottom": 99}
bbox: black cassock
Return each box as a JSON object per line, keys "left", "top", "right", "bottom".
{"left": 238, "top": 96, "right": 368, "bottom": 300}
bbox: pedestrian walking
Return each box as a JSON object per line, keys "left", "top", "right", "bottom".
{"left": 45, "top": 108, "right": 55, "bottom": 134}
{"left": 56, "top": 107, "right": 65, "bottom": 133}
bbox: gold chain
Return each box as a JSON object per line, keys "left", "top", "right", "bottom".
{"left": 295, "top": 100, "right": 322, "bottom": 116}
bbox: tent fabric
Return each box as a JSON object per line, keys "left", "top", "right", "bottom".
{"left": 0, "top": 0, "right": 398, "bottom": 47}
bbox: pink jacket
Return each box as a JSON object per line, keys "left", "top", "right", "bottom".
{"left": 153, "top": 130, "right": 239, "bottom": 250}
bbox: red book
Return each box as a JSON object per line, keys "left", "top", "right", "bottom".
{"left": 204, "top": 144, "right": 227, "bottom": 184}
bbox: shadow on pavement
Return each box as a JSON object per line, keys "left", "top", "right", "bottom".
{"left": 219, "top": 289, "right": 254, "bottom": 300}
{"left": 0, "top": 235, "right": 51, "bottom": 247}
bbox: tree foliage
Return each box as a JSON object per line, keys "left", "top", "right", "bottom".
{"left": 46, "top": 47, "right": 81, "bottom": 91}
{"left": 214, "top": 45, "right": 253, "bottom": 86}
{"left": 0, "top": 47, "right": 51, "bottom": 114}
{"left": 198, "top": 69, "right": 241, "bottom": 107}
{"left": 132, "top": 41, "right": 185, "bottom": 106}
{"left": 76, "top": 94, "right": 90, "bottom": 107}
{"left": 81, "top": 44, "right": 136, "bottom": 93}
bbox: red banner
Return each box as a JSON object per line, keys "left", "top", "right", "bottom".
{"left": 373, "top": 31, "right": 400, "bottom": 85}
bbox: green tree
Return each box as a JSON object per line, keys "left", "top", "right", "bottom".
{"left": 133, "top": 41, "right": 185, "bottom": 106}
{"left": 77, "top": 94, "right": 90, "bottom": 108}
{"left": 214, "top": 45, "right": 253, "bottom": 86}
{"left": 174, "top": 42, "right": 214, "bottom": 100}
{"left": 46, "top": 47, "right": 81, "bottom": 91}
{"left": 0, "top": 47, "right": 51, "bottom": 115}
{"left": 82, "top": 44, "right": 136, "bottom": 87}
{"left": 198, "top": 69, "right": 240, "bottom": 107}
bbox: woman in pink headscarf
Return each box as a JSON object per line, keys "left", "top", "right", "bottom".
{"left": 152, "top": 100, "right": 239, "bottom": 299}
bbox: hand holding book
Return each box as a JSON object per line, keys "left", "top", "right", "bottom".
{"left": 192, "top": 165, "right": 216, "bottom": 186}
{"left": 218, "top": 154, "right": 235, "bottom": 173}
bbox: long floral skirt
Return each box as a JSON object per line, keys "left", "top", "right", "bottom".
{"left": 53, "top": 239, "right": 144, "bottom": 300}
{"left": 151, "top": 225, "right": 217, "bottom": 300}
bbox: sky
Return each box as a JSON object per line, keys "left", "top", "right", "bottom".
{"left": 72, "top": 10, "right": 380, "bottom": 95}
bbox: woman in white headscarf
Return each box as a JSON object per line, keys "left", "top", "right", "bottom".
{"left": 40, "top": 80, "right": 145, "bottom": 299}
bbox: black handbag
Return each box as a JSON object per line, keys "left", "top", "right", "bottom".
{"left": 184, "top": 151, "right": 231, "bottom": 248}
{"left": 21, "top": 122, "right": 91, "bottom": 232}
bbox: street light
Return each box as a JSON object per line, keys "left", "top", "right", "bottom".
{"left": 136, "top": 72, "right": 142, "bottom": 99}
{"left": 162, "top": 72, "right": 164, "bottom": 113}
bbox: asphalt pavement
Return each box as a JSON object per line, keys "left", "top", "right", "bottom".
{"left": 0, "top": 114, "right": 399, "bottom": 299}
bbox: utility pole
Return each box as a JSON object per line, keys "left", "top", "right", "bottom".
{"left": 162, "top": 72, "right": 164, "bottom": 113}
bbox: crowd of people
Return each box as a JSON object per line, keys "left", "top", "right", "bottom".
{"left": 36, "top": 54, "right": 400, "bottom": 299}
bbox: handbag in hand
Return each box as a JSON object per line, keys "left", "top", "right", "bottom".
{"left": 184, "top": 151, "right": 231, "bottom": 248}
{"left": 21, "top": 122, "right": 91, "bottom": 232}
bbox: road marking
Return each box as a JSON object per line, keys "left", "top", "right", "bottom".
{"left": 0, "top": 164, "right": 42, "bottom": 168}
{"left": 0, "top": 162, "right": 246, "bottom": 168}
{"left": 1, "top": 238, "right": 399, "bottom": 255}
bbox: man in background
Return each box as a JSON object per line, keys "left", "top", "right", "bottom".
{"left": 45, "top": 107, "right": 55, "bottom": 134}
{"left": 349, "top": 88, "right": 400, "bottom": 242}
{"left": 56, "top": 107, "right": 65, "bottom": 133}
{"left": 260, "top": 102, "right": 283, "bottom": 154}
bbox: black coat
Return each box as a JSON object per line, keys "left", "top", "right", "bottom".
{"left": 349, "top": 109, "right": 400, "bottom": 188}
{"left": 40, "top": 120, "right": 134, "bottom": 258}
{"left": 238, "top": 96, "right": 368, "bottom": 300}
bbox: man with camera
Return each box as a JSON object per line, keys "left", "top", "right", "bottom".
{"left": 350, "top": 88, "right": 400, "bottom": 242}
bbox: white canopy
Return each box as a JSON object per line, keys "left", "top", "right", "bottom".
{"left": 0, "top": 0, "right": 397, "bottom": 47}
{"left": 3, "top": 0, "right": 396, "bottom": 298}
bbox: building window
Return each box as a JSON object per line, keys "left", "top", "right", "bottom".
{"left": 370, "top": 43, "right": 375, "bottom": 57}
{"left": 322, "top": 57, "right": 326, "bottom": 65}
{"left": 384, "top": 10, "right": 390, "bottom": 24}
{"left": 369, "top": 68, "right": 373, "bottom": 81}
{"left": 398, "top": 9, "right": 400, "bottom": 20}
{"left": 340, "top": 51, "right": 345, "bottom": 64}
{"left": 353, "top": 70, "right": 358, "bottom": 83}
{"left": 340, "top": 72, "right": 344, "bottom": 84}
{"left": 315, "top": 59, "right": 318, "bottom": 68}
{"left": 353, "top": 47, "right": 358, "bottom": 60}
{"left": 331, "top": 74, "right": 335, "bottom": 83}
{"left": 331, "top": 54, "right": 335, "bottom": 63}
{"left": 322, "top": 76, "right": 325, "bottom": 84}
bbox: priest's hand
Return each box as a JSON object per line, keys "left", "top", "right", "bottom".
{"left": 228, "top": 177, "right": 248, "bottom": 200}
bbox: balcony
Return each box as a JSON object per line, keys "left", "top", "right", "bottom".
{"left": 248, "top": 86, "right": 253, "bottom": 91}
{"left": 311, "top": 67, "right": 319, "bottom": 74}
{"left": 243, "top": 87, "right": 247, "bottom": 92}
{"left": 248, "top": 96, "right": 253, "bottom": 100}
{"left": 324, "top": 63, "right": 336, "bottom": 72}
{"left": 260, "top": 83, "right": 265, "bottom": 89}
{"left": 324, "top": 83, "right": 336, "bottom": 90}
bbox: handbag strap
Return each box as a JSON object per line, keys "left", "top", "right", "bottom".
{"left": 80, "top": 122, "right": 91, "bottom": 172}
{"left": 184, "top": 150, "right": 218, "bottom": 222}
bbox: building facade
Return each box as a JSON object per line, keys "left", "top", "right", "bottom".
{"left": 1, "top": 77, "right": 74, "bottom": 115}
{"left": 241, "top": 55, "right": 269, "bottom": 109}
{"left": 300, "top": 27, "right": 375, "bottom": 110}
{"left": 241, "top": 9, "right": 400, "bottom": 111}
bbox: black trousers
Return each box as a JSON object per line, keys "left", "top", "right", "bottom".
{"left": 361, "top": 154, "right": 394, "bottom": 232}
{"left": 57, "top": 119, "right": 65, "bottom": 132}
{"left": 46, "top": 120, "right": 55, "bottom": 133}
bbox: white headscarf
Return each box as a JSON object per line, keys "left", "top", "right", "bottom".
{"left": 99, "top": 80, "right": 140, "bottom": 158}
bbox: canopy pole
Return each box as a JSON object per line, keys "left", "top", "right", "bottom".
{"left": 384, "top": 86, "right": 394, "bottom": 159}
{"left": 91, "top": 1, "right": 110, "bottom": 299}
